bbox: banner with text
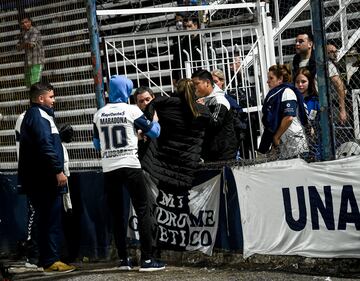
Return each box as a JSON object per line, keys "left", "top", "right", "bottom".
{"left": 233, "top": 156, "right": 360, "bottom": 258}
{"left": 128, "top": 173, "right": 221, "bottom": 255}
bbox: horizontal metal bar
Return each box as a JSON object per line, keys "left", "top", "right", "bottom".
{"left": 97, "top": 3, "right": 257, "bottom": 16}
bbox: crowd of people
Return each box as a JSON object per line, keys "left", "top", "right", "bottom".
{"left": 13, "top": 10, "right": 360, "bottom": 276}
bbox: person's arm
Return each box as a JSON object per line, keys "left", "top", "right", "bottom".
{"left": 331, "top": 74, "right": 347, "bottom": 124}
{"left": 273, "top": 88, "right": 298, "bottom": 146}
{"left": 208, "top": 103, "right": 229, "bottom": 130}
{"left": 92, "top": 123, "right": 101, "bottom": 151}
{"left": 16, "top": 32, "right": 26, "bottom": 50}
{"left": 134, "top": 115, "right": 160, "bottom": 138}
{"left": 273, "top": 116, "right": 293, "bottom": 146}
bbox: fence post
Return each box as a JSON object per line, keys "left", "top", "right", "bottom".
{"left": 85, "top": 0, "right": 105, "bottom": 109}
{"left": 310, "top": 0, "right": 336, "bottom": 160}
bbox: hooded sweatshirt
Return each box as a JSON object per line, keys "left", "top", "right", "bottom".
{"left": 92, "top": 75, "right": 160, "bottom": 172}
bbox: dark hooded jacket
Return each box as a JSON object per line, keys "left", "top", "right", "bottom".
{"left": 140, "top": 95, "right": 210, "bottom": 191}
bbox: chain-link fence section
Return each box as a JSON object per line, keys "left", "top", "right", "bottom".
{"left": 324, "top": 0, "right": 360, "bottom": 159}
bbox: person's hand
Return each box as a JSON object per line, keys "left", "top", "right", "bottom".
{"left": 339, "top": 109, "right": 347, "bottom": 125}
{"left": 152, "top": 110, "right": 159, "bottom": 122}
{"left": 56, "top": 172, "right": 67, "bottom": 187}
{"left": 273, "top": 136, "right": 281, "bottom": 147}
{"left": 196, "top": 97, "right": 205, "bottom": 105}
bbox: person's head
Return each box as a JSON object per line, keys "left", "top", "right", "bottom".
{"left": 211, "top": 69, "right": 225, "bottom": 90}
{"left": 267, "top": 64, "right": 291, "bottom": 90}
{"left": 176, "top": 78, "right": 200, "bottom": 117}
{"left": 20, "top": 16, "right": 32, "bottom": 31}
{"left": 327, "top": 44, "right": 338, "bottom": 62}
{"left": 230, "top": 55, "right": 241, "bottom": 73}
{"left": 295, "top": 67, "right": 317, "bottom": 97}
{"left": 175, "top": 13, "right": 184, "bottom": 30}
{"left": 109, "top": 75, "right": 133, "bottom": 103}
{"left": 185, "top": 17, "right": 200, "bottom": 30}
{"left": 295, "top": 32, "right": 314, "bottom": 57}
{"left": 134, "top": 86, "right": 155, "bottom": 111}
{"left": 29, "top": 82, "right": 55, "bottom": 108}
{"left": 191, "top": 69, "right": 215, "bottom": 98}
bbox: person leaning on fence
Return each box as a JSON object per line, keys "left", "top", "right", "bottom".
{"left": 326, "top": 44, "right": 347, "bottom": 125}
{"left": 17, "top": 82, "right": 76, "bottom": 274}
{"left": 171, "top": 16, "right": 201, "bottom": 86}
{"left": 291, "top": 31, "right": 316, "bottom": 81}
{"left": 258, "top": 64, "right": 309, "bottom": 159}
{"left": 192, "top": 69, "right": 237, "bottom": 162}
{"left": 16, "top": 16, "right": 45, "bottom": 88}
{"left": 92, "top": 75, "right": 165, "bottom": 272}
{"left": 295, "top": 67, "right": 321, "bottom": 161}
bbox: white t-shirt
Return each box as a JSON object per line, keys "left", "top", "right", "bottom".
{"left": 93, "top": 103, "right": 143, "bottom": 172}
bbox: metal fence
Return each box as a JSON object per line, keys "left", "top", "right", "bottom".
{"left": 1, "top": 0, "right": 359, "bottom": 171}
{"left": 324, "top": 0, "right": 360, "bottom": 158}
{"left": 99, "top": 2, "right": 267, "bottom": 163}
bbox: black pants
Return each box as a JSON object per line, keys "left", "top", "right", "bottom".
{"left": 27, "top": 191, "right": 62, "bottom": 268}
{"left": 104, "top": 168, "right": 152, "bottom": 261}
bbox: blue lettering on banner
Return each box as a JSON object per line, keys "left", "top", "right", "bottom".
{"left": 282, "top": 185, "right": 360, "bottom": 231}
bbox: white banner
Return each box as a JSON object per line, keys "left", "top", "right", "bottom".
{"left": 128, "top": 173, "right": 221, "bottom": 255}
{"left": 233, "top": 156, "right": 360, "bottom": 258}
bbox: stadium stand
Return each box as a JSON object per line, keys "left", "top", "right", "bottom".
{"left": 0, "top": 0, "right": 359, "bottom": 170}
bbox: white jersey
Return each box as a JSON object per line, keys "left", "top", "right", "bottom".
{"left": 93, "top": 103, "right": 143, "bottom": 172}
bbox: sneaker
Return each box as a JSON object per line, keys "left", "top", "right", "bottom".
{"left": 139, "top": 258, "right": 165, "bottom": 272}
{"left": 118, "top": 257, "right": 133, "bottom": 271}
{"left": 44, "top": 261, "right": 76, "bottom": 275}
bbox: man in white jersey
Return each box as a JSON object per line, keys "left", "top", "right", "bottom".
{"left": 93, "top": 75, "right": 165, "bottom": 272}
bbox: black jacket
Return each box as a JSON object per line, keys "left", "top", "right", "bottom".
{"left": 292, "top": 51, "right": 317, "bottom": 80}
{"left": 201, "top": 87, "right": 238, "bottom": 162}
{"left": 18, "top": 104, "right": 64, "bottom": 194}
{"left": 141, "top": 96, "right": 210, "bottom": 191}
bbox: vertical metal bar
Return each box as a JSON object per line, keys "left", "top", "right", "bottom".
{"left": 339, "top": 0, "right": 348, "bottom": 48}
{"left": 114, "top": 41, "right": 119, "bottom": 75}
{"left": 85, "top": 0, "right": 105, "bottom": 109}
{"left": 352, "top": 90, "right": 360, "bottom": 139}
{"left": 260, "top": 2, "right": 271, "bottom": 69}
{"left": 310, "top": 0, "right": 336, "bottom": 160}
{"left": 253, "top": 50, "right": 264, "bottom": 136}
{"left": 156, "top": 37, "right": 162, "bottom": 89}
{"left": 133, "top": 39, "right": 140, "bottom": 87}
{"left": 167, "top": 35, "right": 174, "bottom": 93}
{"left": 121, "top": 41, "right": 127, "bottom": 76}
{"left": 144, "top": 38, "right": 150, "bottom": 87}
{"left": 103, "top": 40, "right": 111, "bottom": 93}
